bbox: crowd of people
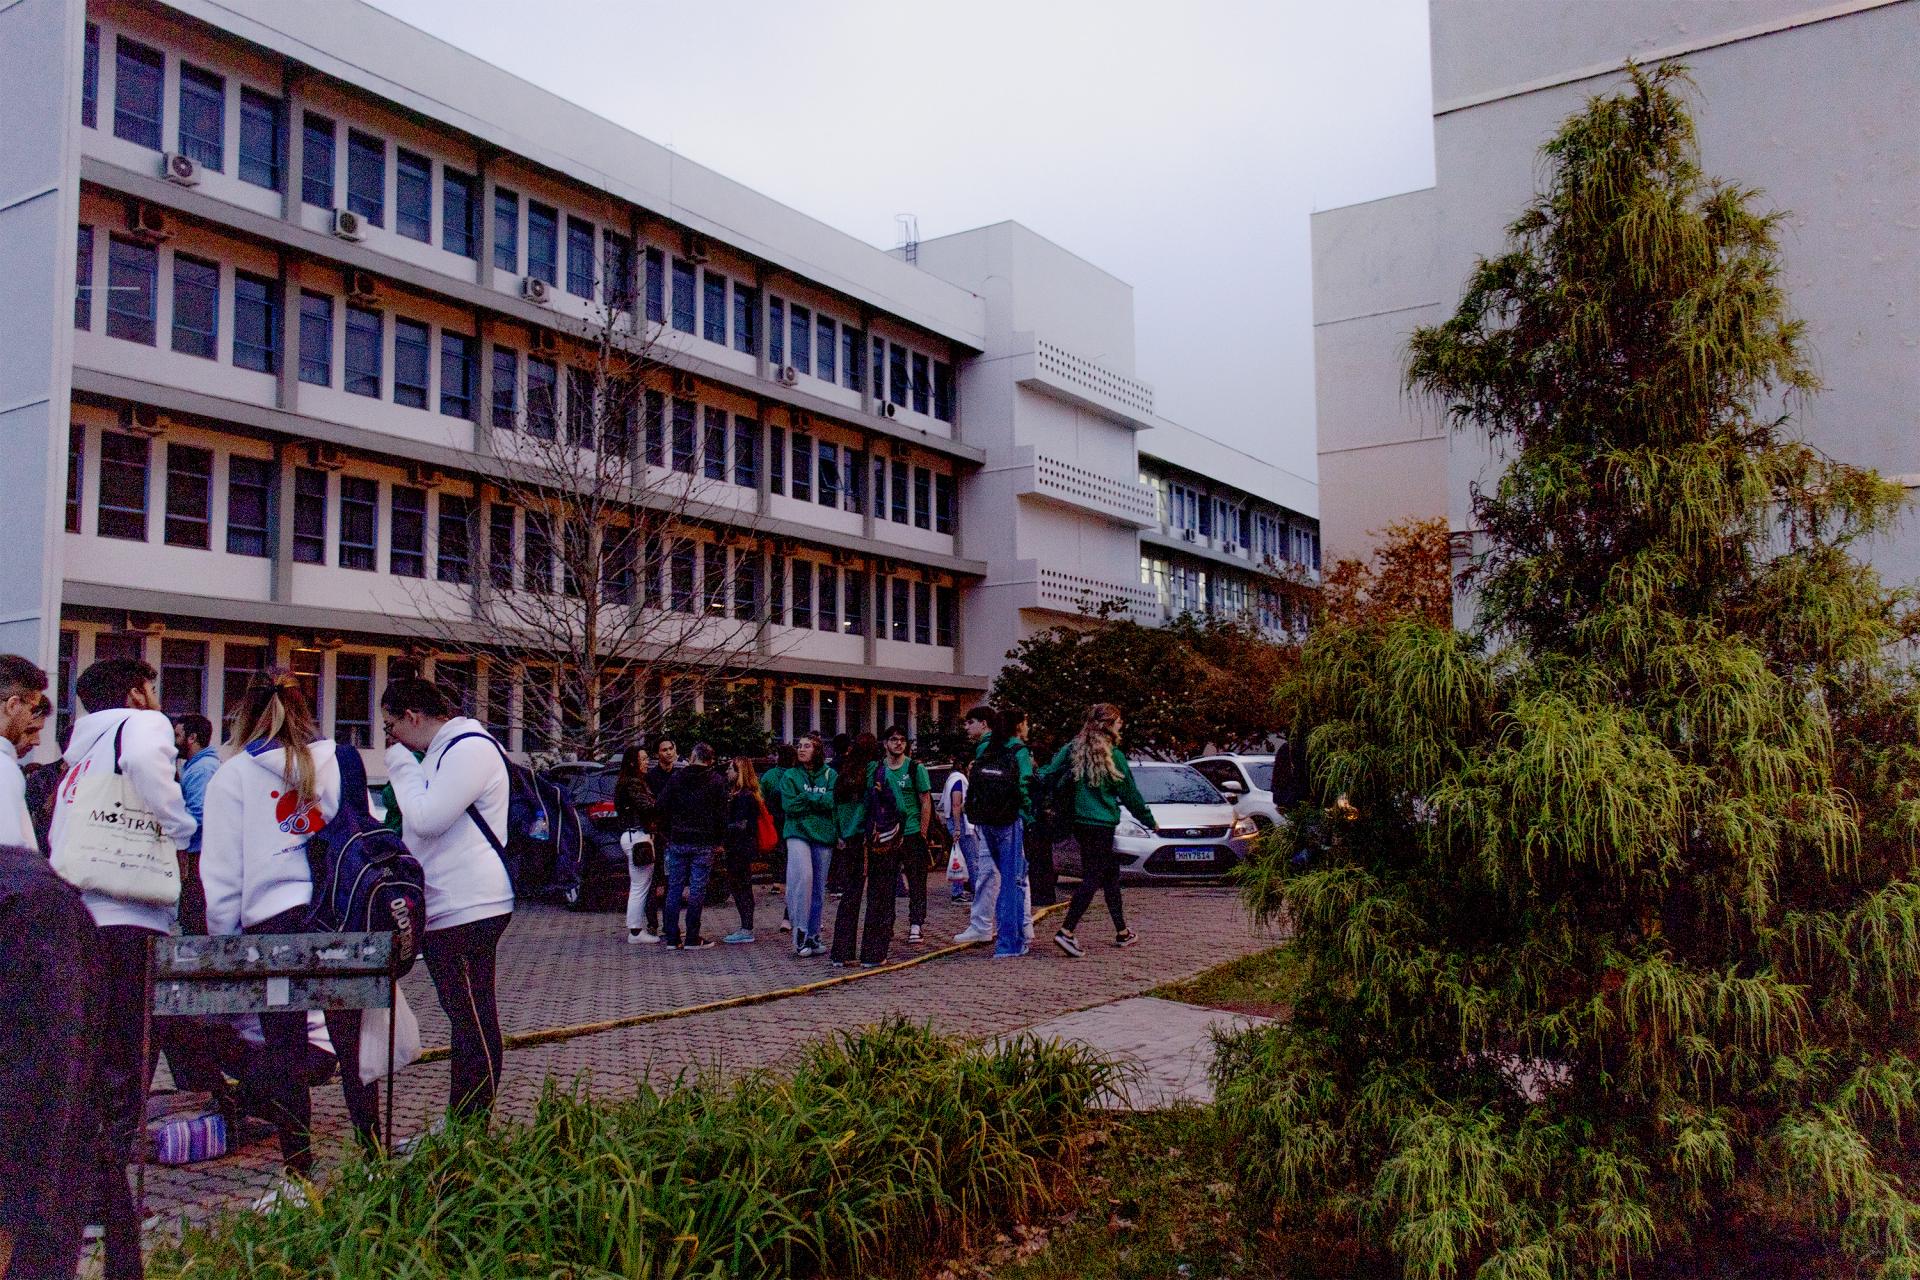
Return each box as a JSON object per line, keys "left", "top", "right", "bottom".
{"left": 0, "top": 640, "right": 1160, "bottom": 1280}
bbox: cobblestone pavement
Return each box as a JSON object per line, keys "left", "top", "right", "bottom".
{"left": 132, "top": 884, "right": 1277, "bottom": 1235}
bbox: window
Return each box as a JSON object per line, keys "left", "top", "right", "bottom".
{"left": 891, "top": 459, "right": 909, "bottom": 524}
{"left": 844, "top": 569, "right": 867, "bottom": 636}
{"left": 106, "top": 236, "right": 157, "bottom": 344}
{"left": 160, "top": 640, "right": 208, "bottom": 717}
{"left": 526, "top": 202, "right": 557, "bottom": 284}
{"left": 392, "top": 318, "right": 430, "bottom": 408}
{"left": 296, "top": 291, "right": 332, "bottom": 385}
{"left": 644, "top": 390, "right": 666, "bottom": 466}
{"left": 733, "top": 552, "right": 760, "bottom": 621}
{"left": 566, "top": 366, "right": 595, "bottom": 447}
{"left": 936, "top": 585, "right": 955, "bottom": 647}
{"left": 818, "top": 565, "right": 838, "bottom": 632}
{"left": 872, "top": 336, "right": 886, "bottom": 401}
{"left": 933, "top": 360, "right": 955, "bottom": 422}
{"left": 791, "top": 689, "right": 813, "bottom": 738}
{"left": 914, "top": 581, "right": 932, "bottom": 645}
{"left": 816, "top": 315, "right": 835, "bottom": 383}
{"left": 233, "top": 273, "right": 279, "bottom": 374}
{"left": 817, "top": 440, "right": 839, "bottom": 508}
{"left": 389, "top": 486, "right": 425, "bottom": 576}
{"left": 163, "top": 443, "right": 211, "bottom": 548}
{"left": 440, "top": 332, "right": 476, "bottom": 418}
{"left": 479, "top": 504, "right": 513, "bottom": 591}
{"left": 492, "top": 187, "right": 518, "bottom": 272}
{"left": 889, "top": 344, "right": 909, "bottom": 408}
{"left": 603, "top": 524, "right": 636, "bottom": 605}
{"left": 644, "top": 247, "right": 665, "bottom": 323}
{"left": 791, "top": 432, "right": 812, "bottom": 502}
{"left": 386, "top": 149, "right": 428, "bottom": 243}
{"left": 490, "top": 347, "right": 517, "bottom": 428}
{"left": 526, "top": 358, "right": 557, "bottom": 438}
{"left": 221, "top": 643, "right": 265, "bottom": 722}
{"left": 302, "top": 113, "right": 335, "bottom": 208}
{"left": 733, "top": 284, "right": 757, "bottom": 354}
{"left": 789, "top": 304, "right": 811, "bottom": 375}
{"left": 565, "top": 216, "right": 595, "bottom": 298}
{"left": 702, "top": 271, "right": 726, "bottom": 344}
{"left": 769, "top": 298, "right": 784, "bottom": 366}
{"left": 97, "top": 432, "right": 149, "bottom": 541}
{"left": 345, "top": 306, "right": 382, "bottom": 397}
{"left": 844, "top": 448, "right": 866, "bottom": 514}
{"left": 791, "top": 560, "right": 813, "bottom": 629}
{"left": 176, "top": 64, "right": 227, "bottom": 171}
{"left": 82, "top": 24, "right": 99, "bottom": 128}
{"left": 842, "top": 328, "right": 862, "bottom": 392}
{"left": 704, "top": 546, "right": 727, "bottom": 616}
{"left": 670, "top": 259, "right": 695, "bottom": 333}
{"left": 908, "top": 352, "right": 930, "bottom": 415}
{"left": 65, "top": 426, "right": 83, "bottom": 534}
{"left": 346, "top": 130, "right": 385, "bottom": 226}
{"left": 339, "top": 477, "right": 377, "bottom": 570}
{"left": 74, "top": 225, "right": 93, "bottom": 330}
{"left": 334, "top": 654, "right": 373, "bottom": 747}
{"left": 703, "top": 407, "right": 727, "bottom": 480}
{"left": 171, "top": 255, "right": 219, "bottom": 358}
{"left": 767, "top": 555, "right": 785, "bottom": 625}
{"left": 669, "top": 544, "right": 695, "bottom": 613}
{"left": 768, "top": 425, "right": 785, "bottom": 494}
{"left": 872, "top": 454, "right": 887, "bottom": 519}
{"left": 226, "top": 455, "right": 273, "bottom": 557}
{"left": 890, "top": 578, "right": 910, "bottom": 642}
{"left": 114, "top": 38, "right": 164, "bottom": 150}
{"left": 238, "top": 89, "right": 282, "bottom": 189}
{"left": 603, "top": 232, "right": 635, "bottom": 311}
{"left": 733, "top": 418, "right": 758, "bottom": 489}
{"left": 293, "top": 468, "right": 326, "bottom": 563}
{"left": 935, "top": 473, "right": 954, "bottom": 535}
{"left": 483, "top": 664, "right": 513, "bottom": 742}
{"left": 671, "top": 400, "right": 696, "bottom": 474}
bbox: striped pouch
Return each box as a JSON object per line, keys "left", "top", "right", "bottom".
{"left": 150, "top": 1111, "right": 229, "bottom": 1165}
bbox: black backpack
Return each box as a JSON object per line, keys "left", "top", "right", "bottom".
{"left": 304, "top": 744, "right": 427, "bottom": 969}
{"left": 968, "top": 742, "right": 1024, "bottom": 827}
{"left": 440, "top": 732, "right": 583, "bottom": 899}
{"left": 867, "top": 765, "right": 905, "bottom": 855}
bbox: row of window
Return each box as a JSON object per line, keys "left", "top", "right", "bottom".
{"left": 85, "top": 28, "right": 285, "bottom": 191}
{"left": 1139, "top": 556, "right": 1304, "bottom": 634}
{"left": 1148, "top": 474, "right": 1321, "bottom": 569}
{"left": 75, "top": 229, "right": 281, "bottom": 371}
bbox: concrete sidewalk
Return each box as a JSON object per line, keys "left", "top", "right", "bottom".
{"left": 1020, "top": 995, "right": 1272, "bottom": 1109}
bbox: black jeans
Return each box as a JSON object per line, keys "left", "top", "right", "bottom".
{"left": 899, "top": 833, "right": 930, "bottom": 927}
{"left": 84, "top": 925, "right": 157, "bottom": 1280}
{"left": 244, "top": 909, "right": 381, "bottom": 1172}
{"left": 1063, "top": 824, "right": 1126, "bottom": 934}
{"left": 724, "top": 844, "right": 756, "bottom": 930}
{"left": 830, "top": 838, "right": 900, "bottom": 965}
{"left": 1025, "top": 822, "right": 1058, "bottom": 906}
{"left": 422, "top": 913, "right": 510, "bottom": 1124}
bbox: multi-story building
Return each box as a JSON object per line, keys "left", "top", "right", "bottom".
{"left": 1, "top": 0, "right": 1318, "bottom": 764}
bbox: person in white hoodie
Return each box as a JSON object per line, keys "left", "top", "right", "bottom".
{"left": 49, "top": 657, "right": 195, "bottom": 1280}
{"left": 199, "top": 671, "right": 380, "bottom": 1176}
{"left": 0, "top": 655, "right": 50, "bottom": 850}
{"left": 379, "top": 677, "right": 513, "bottom": 1125}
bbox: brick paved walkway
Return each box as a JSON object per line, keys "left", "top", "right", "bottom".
{"left": 133, "top": 884, "right": 1276, "bottom": 1234}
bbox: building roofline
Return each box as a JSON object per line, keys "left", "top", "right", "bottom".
{"left": 912, "top": 219, "right": 1138, "bottom": 293}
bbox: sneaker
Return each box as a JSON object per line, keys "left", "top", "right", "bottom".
{"left": 828, "top": 958, "right": 849, "bottom": 969}
{"left": 1114, "top": 929, "right": 1139, "bottom": 949}
{"left": 628, "top": 929, "right": 660, "bottom": 944}
{"left": 779, "top": 915, "right": 792, "bottom": 932}
{"left": 1054, "top": 929, "right": 1084, "bottom": 958}
{"left": 722, "top": 929, "right": 754, "bottom": 945}
{"left": 251, "top": 1179, "right": 310, "bottom": 1213}
{"left": 952, "top": 926, "right": 992, "bottom": 944}
{"left": 860, "top": 960, "right": 884, "bottom": 969}
{"left": 907, "top": 924, "right": 924, "bottom": 945}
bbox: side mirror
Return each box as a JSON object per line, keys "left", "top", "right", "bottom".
{"left": 1219, "top": 779, "right": 1245, "bottom": 795}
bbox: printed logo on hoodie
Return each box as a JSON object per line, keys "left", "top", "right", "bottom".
{"left": 272, "top": 788, "right": 324, "bottom": 836}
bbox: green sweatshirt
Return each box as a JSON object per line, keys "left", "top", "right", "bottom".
{"left": 833, "top": 787, "right": 868, "bottom": 843}
{"left": 777, "top": 763, "right": 838, "bottom": 845}
{"left": 973, "top": 735, "right": 1037, "bottom": 823}
{"left": 1041, "top": 744, "right": 1155, "bottom": 830}
{"left": 869, "top": 758, "right": 932, "bottom": 835}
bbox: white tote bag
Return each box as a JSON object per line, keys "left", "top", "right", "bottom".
{"left": 358, "top": 986, "right": 424, "bottom": 1084}
{"left": 50, "top": 725, "right": 181, "bottom": 907}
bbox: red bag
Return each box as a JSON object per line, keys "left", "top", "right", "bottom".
{"left": 755, "top": 797, "right": 780, "bottom": 855}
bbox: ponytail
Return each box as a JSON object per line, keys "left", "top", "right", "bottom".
{"left": 228, "top": 670, "right": 322, "bottom": 803}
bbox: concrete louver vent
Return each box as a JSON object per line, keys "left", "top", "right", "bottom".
{"left": 1033, "top": 338, "right": 1154, "bottom": 417}
{"left": 1033, "top": 454, "right": 1159, "bottom": 525}
{"left": 1038, "top": 566, "right": 1159, "bottom": 621}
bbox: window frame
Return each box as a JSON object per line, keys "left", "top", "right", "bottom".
{"left": 526, "top": 201, "right": 558, "bottom": 285}
{"left": 237, "top": 88, "right": 283, "bottom": 190}
{"left": 301, "top": 112, "right": 335, "bottom": 208}
{"left": 162, "top": 441, "right": 213, "bottom": 549}
{"left": 346, "top": 129, "right": 386, "bottom": 227}
{"left": 440, "top": 331, "right": 477, "bottom": 419}
{"left": 565, "top": 215, "right": 596, "bottom": 299}
{"left": 395, "top": 148, "right": 433, "bottom": 243}
{"left": 492, "top": 187, "right": 519, "bottom": 272}
{"left": 392, "top": 317, "right": 431, "bottom": 408}
{"left": 232, "top": 271, "right": 280, "bottom": 374}
{"left": 113, "top": 36, "right": 165, "bottom": 151}
{"left": 389, "top": 484, "right": 427, "bottom": 577}
{"left": 292, "top": 467, "right": 327, "bottom": 564}
{"left": 169, "top": 253, "right": 220, "bottom": 359}
{"left": 96, "top": 430, "right": 151, "bottom": 542}
{"left": 337, "top": 475, "right": 379, "bottom": 571}
{"left": 105, "top": 235, "right": 158, "bottom": 346}
{"left": 225, "top": 454, "right": 274, "bottom": 557}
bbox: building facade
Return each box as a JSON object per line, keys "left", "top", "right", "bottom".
{"left": 2, "top": 0, "right": 1318, "bottom": 764}
{"left": 1313, "top": 0, "right": 1920, "bottom": 583}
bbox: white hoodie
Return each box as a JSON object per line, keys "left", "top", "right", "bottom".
{"left": 384, "top": 716, "right": 513, "bottom": 931}
{"left": 0, "top": 738, "right": 34, "bottom": 849}
{"left": 199, "top": 740, "right": 343, "bottom": 936}
{"left": 50, "top": 707, "right": 197, "bottom": 932}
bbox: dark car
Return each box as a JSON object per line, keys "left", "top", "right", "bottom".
{"left": 548, "top": 763, "right": 649, "bottom": 911}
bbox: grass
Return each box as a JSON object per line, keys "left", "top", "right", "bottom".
{"left": 1152, "top": 945, "right": 1304, "bottom": 1016}
{"left": 151, "top": 1019, "right": 1116, "bottom": 1280}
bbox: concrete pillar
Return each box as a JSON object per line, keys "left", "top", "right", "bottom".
{"left": 275, "top": 250, "right": 298, "bottom": 412}
{"left": 270, "top": 439, "right": 296, "bottom": 604}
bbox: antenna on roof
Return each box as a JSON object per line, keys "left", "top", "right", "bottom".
{"left": 895, "top": 214, "right": 920, "bottom": 265}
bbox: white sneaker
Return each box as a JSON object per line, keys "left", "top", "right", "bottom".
{"left": 952, "top": 927, "right": 992, "bottom": 944}
{"left": 251, "top": 1179, "right": 310, "bottom": 1213}
{"left": 627, "top": 929, "right": 660, "bottom": 944}
{"left": 907, "top": 924, "right": 924, "bottom": 944}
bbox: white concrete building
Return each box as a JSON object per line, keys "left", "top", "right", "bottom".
{"left": 1313, "top": 0, "right": 1920, "bottom": 582}
{"left": 1, "top": 0, "right": 1317, "bottom": 761}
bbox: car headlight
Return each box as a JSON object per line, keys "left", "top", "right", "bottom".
{"left": 1115, "top": 815, "right": 1153, "bottom": 838}
{"left": 1231, "top": 816, "right": 1259, "bottom": 838}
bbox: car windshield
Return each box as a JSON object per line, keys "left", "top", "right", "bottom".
{"left": 1245, "top": 761, "right": 1274, "bottom": 791}
{"left": 1135, "top": 766, "right": 1222, "bottom": 806}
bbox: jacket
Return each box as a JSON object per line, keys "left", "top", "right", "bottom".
{"left": 384, "top": 717, "right": 514, "bottom": 931}
{"left": 199, "top": 740, "right": 343, "bottom": 935}
{"left": 1040, "top": 744, "right": 1156, "bottom": 830}
{"left": 833, "top": 783, "right": 869, "bottom": 844}
{"left": 50, "top": 707, "right": 197, "bottom": 932}
{"left": 179, "top": 746, "right": 221, "bottom": 854}
{"left": 725, "top": 790, "right": 763, "bottom": 860}
{"left": 777, "top": 764, "right": 838, "bottom": 845}
{"left": 657, "top": 764, "right": 729, "bottom": 846}
{"left": 0, "top": 738, "right": 32, "bottom": 850}
{"left": 973, "top": 735, "right": 1037, "bottom": 824}
{"left": 868, "top": 759, "right": 932, "bottom": 836}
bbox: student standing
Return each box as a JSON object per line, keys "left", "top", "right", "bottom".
{"left": 1044, "top": 703, "right": 1154, "bottom": 957}
{"left": 379, "top": 679, "right": 514, "bottom": 1125}
{"left": 199, "top": 673, "right": 379, "bottom": 1178}
{"left": 50, "top": 658, "right": 197, "bottom": 1280}
{"left": 967, "top": 706, "right": 1036, "bottom": 957}
{"left": 776, "top": 735, "right": 836, "bottom": 958}
{"left": 654, "top": 743, "right": 728, "bottom": 949}
{"left": 874, "top": 726, "right": 934, "bottom": 944}
{"left": 721, "top": 758, "right": 766, "bottom": 944}
{"left": 949, "top": 707, "right": 994, "bottom": 943}
{"left": 0, "top": 656, "right": 49, "bottom": 850}
{"left": 827, "top": 733, "right": 885, "bottom": 966}
{"left": 614, "top": 747, "right": 659, "bottom": 944}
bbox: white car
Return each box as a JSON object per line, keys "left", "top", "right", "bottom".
{"left": 1056, "top": 762, "right": 1259, "bottom": 882}
{"left": 1186, "top": 753, "right": 1286, "bottom": 829}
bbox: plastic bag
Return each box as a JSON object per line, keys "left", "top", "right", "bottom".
{"left": 358, "top": 986, "right": 423, "bottom": 1085}
{"left": 946, "top": 843, "right": 969, "bottom": 882}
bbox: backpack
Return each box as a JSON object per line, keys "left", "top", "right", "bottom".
{"left": 867, "top": 765, "right": 905, "bottom": 855}
{"left": 440, "top": 732, "right": 583, "bottom": 900}
{"left": 304, "top": 744, "right": 427, "bottom": 970}
{"left": 968, "top": 741, "right": 1024, "bottom": 828}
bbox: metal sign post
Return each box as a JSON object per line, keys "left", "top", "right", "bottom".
{"left": 140, "top": 932, "right": 399, "bottom": 1206}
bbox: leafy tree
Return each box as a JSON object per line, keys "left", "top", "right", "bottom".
{"left": 662, "top": 683, "right": 772, "bottom": 759}
{"left": 1218, "top": 65, "right": 1920, "bottom": 1278}
{"left": 1319, "top": 516, "right": 1453, "bottom": 629}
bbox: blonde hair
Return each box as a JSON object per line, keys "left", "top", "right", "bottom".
{"left": 1069, "top": 703, "right": 1125, "bottom": 787}
{"left": 732, "top": 756, "right": 763, "bottom": 798}
{"left": 228, "top": 670, "right": 322, "bottom": 804}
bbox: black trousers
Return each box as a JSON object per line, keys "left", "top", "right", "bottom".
{"left": 899, "top": 833, "right": 930, "bottom": 927}
{"left": 84, "top": 926, "right": 157, "bottom": 1280}
{"left": 422, "top": 913, "right": 510, "bottom": 1124}
{"left": 724, "top": 844, "right": 756, "bottom": 930}
{"left": 1063, "top": 824, "right": 1126, "bottom": 934}
{"left": 829, "top": 838, "right": 899, "bottom": 966}
{"left": 1026, "top": 823, "right": 1058, "bottom": 906}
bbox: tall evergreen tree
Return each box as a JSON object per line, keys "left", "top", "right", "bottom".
{"left": 1218, "top": 65, "right": 1920, "bottom": 1278}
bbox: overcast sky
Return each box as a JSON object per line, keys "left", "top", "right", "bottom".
{"left": 364, "top": 0, "right": 1436, "bottom": 483}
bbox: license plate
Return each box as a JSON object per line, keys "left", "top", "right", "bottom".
{"left": 1174, "top": 847, "right": 1216, "bottom": 862}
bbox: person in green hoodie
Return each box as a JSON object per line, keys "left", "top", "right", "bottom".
{"left": 1042, "top": 702, "right": 1154, "bottom": 957}
{"left": 827, "top": 732, "right": 889, "bottom": 967}
{"left": 775, "top": 734, "right": 836, "bottom": 958}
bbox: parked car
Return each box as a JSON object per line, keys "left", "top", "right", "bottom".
{"left": 549, "top": 763, "right": 647, "bottom": 911}
{"left": 1054, "top": 762, "right": 1259, "bottom": 882}
{"left": 1186, "top": 753, "right": 1285, "bottom": 829}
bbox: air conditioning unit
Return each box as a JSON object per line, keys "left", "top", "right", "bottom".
{"left": 878, "top": 401, "right": 899, "bottom": 420}
{"left": 404, "top": 462, "right": 444, "bottom": 489}
{"left": 344, "top": 269, "right": 378, "bottom": 301}
{"left": 682, "top": 232, "right": 711, "bottom": 264}
{"left": 161, "top": 152, "right": 200, "bottom": 186}
{"left": 1181, "top": 529, "right": 1197, "bottom": 543}
{"left": 522, "top": 276, "right": 552, "bottom": 306}
{"left": 791, "top": 410, "right": 814, "bottom": 432}
{"left": 330, "top": 208, "right": 365, "bottom": 242}
{"left": 116, "top": 403, "right": 166, "bottom": 437}
{"left": 670, "top": 370, "right": 697, "bottom": 397}
{"left": 124, "top": 200, "right": 170, "bottom": 243}
{"left": 776, "top": 366, "right": 799, "bottom": 389}
{"left": 528, "top": 328, "right": 559, "bottom": 355}
{"left": 1223, "top": 541, "right": 1239, "bottom": 555}
{"left": 123, "top": 615, "right": 167, "bottom": 636}
{"left": 306, "top": 441, "right": 348, "bottom": 471}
